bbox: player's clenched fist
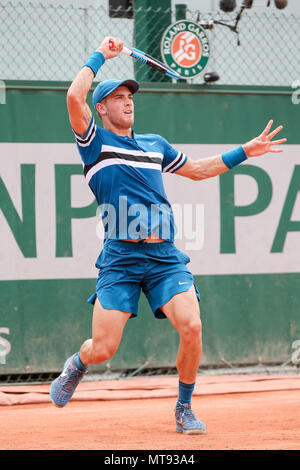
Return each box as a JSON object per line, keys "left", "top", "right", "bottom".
{"left": 97, "top": 36, "right": 123, "bottom": 60}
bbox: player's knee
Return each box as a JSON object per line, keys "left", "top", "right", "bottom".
{"left": 181, "top": 318, "right": 202, "bottom": 345}
{"left": 92, "top": 342, "right": 118, "bottom": 363}
{"left": 189, "top": 320, "right": 202, "bottom": 341}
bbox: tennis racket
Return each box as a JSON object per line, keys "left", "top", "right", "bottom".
{"left": 109, "top": 40, "right": 180, "bottom": 80}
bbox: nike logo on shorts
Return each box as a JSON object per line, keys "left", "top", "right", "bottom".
{"left": 178, "top": 281, "right": 190, "bottom": 285}
{"left": 149, "top": 141, "right": 157, "bottom": 146}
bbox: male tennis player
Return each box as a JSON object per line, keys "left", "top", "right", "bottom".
{"left": 50, "top": 37, "right": 286, "bottom": 434}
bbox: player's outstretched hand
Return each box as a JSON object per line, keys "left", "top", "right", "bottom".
{"left": 97, "top": 36, "right": 123, "bottom": 60}
{"left": 242, "top": 120, "right": 287, "bottom": 158}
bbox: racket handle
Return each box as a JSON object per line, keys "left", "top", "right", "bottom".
{"left": 122, "top": 46, "right": 134, "bottom": 57}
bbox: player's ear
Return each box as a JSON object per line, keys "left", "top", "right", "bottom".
{"left": 96, "top": 100, "right": 107, "bottom": 119}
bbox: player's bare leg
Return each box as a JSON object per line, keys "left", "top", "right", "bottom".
{"left": 50, "top": 298, "right": 131, "bottom": 407}
{"left": 161, "top": 285, "right": 202, "bottom": 383}
{"left": 80, "top": 298, "right": 131, "bottom": 365}
{"left": 161, "top": 285, "right": 206, "bottom": 434}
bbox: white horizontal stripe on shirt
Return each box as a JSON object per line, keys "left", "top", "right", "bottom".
{"left": 100, "top": 144, "right": 164, "bottom": 161}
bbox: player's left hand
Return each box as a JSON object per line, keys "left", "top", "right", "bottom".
{"left": 242, "top": 120, "right": 287, "bottom": 158}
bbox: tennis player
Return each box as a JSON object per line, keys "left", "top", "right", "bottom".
{"left": 50, "top": 37, "right": 286, "bottom": 434}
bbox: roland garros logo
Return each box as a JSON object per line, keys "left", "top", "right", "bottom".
{"left": 161, "top": 20, "right": 210, "bottom": 79}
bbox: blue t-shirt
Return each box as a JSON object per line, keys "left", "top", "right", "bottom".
{"left": 73, "top": 117, "right": 187, "bottom": 242}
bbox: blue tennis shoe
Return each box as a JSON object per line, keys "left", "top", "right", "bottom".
{"left": 50, "top": 353, "right": 88, "bottom": 407}
{"left": 175, "top": 402, "right": 206, "bottom": 435}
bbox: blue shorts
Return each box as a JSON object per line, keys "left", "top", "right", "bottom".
{"left": 87, "top": 239, "right": 200, "bottom": 319}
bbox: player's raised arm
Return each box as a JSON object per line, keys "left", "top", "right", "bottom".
{"left": 67, "top": 36, "right": 124, "bottom": 137}
{"left": 174, "top": 120, "right": 287, "bottom": 181}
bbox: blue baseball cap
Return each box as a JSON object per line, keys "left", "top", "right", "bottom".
{"left": 92, "top": 78, "right": 139, "bottom": 109}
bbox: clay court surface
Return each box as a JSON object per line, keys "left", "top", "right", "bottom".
{"left": 1, "top": 373, "right": 299, "bottom": 450}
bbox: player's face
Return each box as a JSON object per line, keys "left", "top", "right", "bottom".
{"left": 103, "top": 86, "right": 134, "bottom": 129}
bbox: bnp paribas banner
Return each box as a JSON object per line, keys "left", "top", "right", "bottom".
{"left": 0, "top": 142, "right": 299, "bottom": 281}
